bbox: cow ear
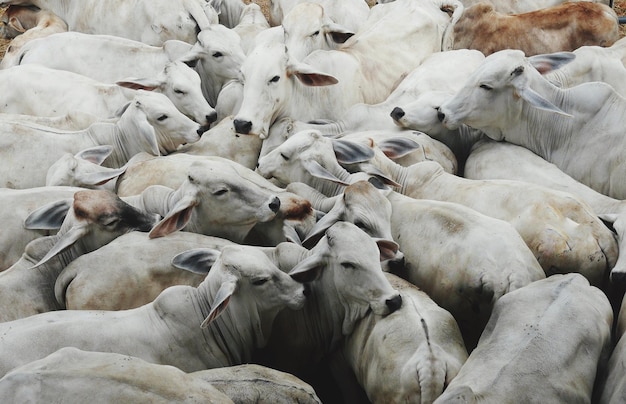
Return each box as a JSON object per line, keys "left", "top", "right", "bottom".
{"left": 116, "top": 78, "right": 161, "bottom": 91}
{"left": 75, "top": 145, "right": 114, "bottom": 165}
{"left": 76, "top": 167, "right": 127, "bottom": 187}
{"left": 172, "top": 248, "right": 221, "bottom": 275}
{"left": 325, "top": 23, "right": 354, "bottom": 44}
{"left": 302, "top": 159, "right": 350, "bottom": 185}
{"left": 302, "top": 197, "right": 344, "bottom": 248}
{"left": 288, "top": 62, "right": 338, "bottom": 87}
{"left": 24, "top": 199, "right": 73, "bottom": 230}
{"left": 32, "top": 224, "right": 91, "bottom": 268}
{"left": 528, "top": 52, "right": 575, "bottom": 75}
{"left": 376, "top": 137, "right": 422, "bottom": 159}
{"left": 8, "top": 16, "right": 26, "bottom": 33}
{"left": 331, "top": 139, "right": 374, "bottom": 164}
{"left": 149, "top": 205, "right": 195, "bottom": 238}
{"left": 201, "top": 279, "right": 237, "bottom": 328}
{"left": 374, "top": 238, "right": 400, "bottom": 261}
{"left": 513, "top": 83, "right": 572, "bottom": 117}
{"left": 289, "top": 254, "right": 324, "bottom": 283}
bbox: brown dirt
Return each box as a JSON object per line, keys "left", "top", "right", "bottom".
{"left": 0, "top": 1, "right": 625, "bottom": 60}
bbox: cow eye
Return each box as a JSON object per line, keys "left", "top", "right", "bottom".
{"left": 280, "top": 153, "right": 289, "bottom": 161}
{"left": 252, "top": 278, "right": 269, "bottom": 286}
{"left": 311, "top": 30, "right": 320, "bottom": 37}
{"left": 479, "top": 84, "right": 493, "bottom": 91}
{"left": 353, "top": 220, "right": 367, "bottom": 230}
{"left": 212, "top": 188, "right": 228, "bottom": 196}
{"left": 174, "top": 89, "right": 185, "bottom": 95}
{"left": 341, "top": 262, "right": 357, "bottom": 270}
{"left": 213, "top": 52, "right": 223, "bottom": 58}
{"left": 101, "top": 217, "right": 120, "bottom": 227}
{"left": 269, "top": 75, "right": 280, "bottom": 83}
{"left": 157, "top": 114, "right": 168, "bottom": 121}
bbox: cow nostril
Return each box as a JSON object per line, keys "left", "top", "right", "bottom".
{"left": 233, "top": 119, "right": 252, "bottom": 134}
{"left": 386, "top": 294, "right": 402, "bottom": 313}
{"left": 437, "top": 110, "right": 446, "bottom": 122}
{"left": 206, "top": 112, "right": 218, "bottom": 124}
{"left": 390, "top": 107, "right": 405, "bottom": 121}
{"left": 269, "top": 196, "right": 281, "bottom": 213}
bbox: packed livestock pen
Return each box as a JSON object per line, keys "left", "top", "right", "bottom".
{"left": 1, "top": 0, "right": 626, "bottom": 403}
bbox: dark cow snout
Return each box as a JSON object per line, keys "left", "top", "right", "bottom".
{"left": 390, "top": 107, "right": 405, "bottom": 121}
{"left": 437, "top": 109, "right": 445, "bottom": 122}
{"left": 269, "top": 196, "right": 281, "bottom": 213}
{"left": 233, "top": 119, "right": 252, "bottom": 134}
{"left": 386, "top": 294, "right": 402, "bottom": 313}
{"left": 207, "top": 111, "right": 218, "bottom": 125}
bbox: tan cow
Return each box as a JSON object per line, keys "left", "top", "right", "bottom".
{"left": 452, "top": 2, "right": 619, "bottom": 56}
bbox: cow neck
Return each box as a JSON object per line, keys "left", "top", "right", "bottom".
{"left": 0, "top": 235, "right": 82, "bottom": 319}
{"left": 84, "top": 122, "right": 135, "bottom": 168}
{"left": 194, "top": 276, "right": 271, "bottom": 367}
{"left": 197, "top": 61, "right": 223, "bottom": 107}
{"left": 508, "top": 80, "right": 568, "bottom": 158}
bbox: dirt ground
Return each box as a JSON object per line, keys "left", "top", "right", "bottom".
{"left": 0, "top": 0, "right": 625, "bottom": 59}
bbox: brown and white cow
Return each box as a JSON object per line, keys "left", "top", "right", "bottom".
{"left": 451, "top": 2, "right": 620, "bottom": 56}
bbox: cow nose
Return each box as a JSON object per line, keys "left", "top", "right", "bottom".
{"left": 390, "top": 107, "right": 405, "bottom": 121}
{"left": 233, "top": 119, "right": 252, "bottom": 134}
{"left": 269, "top": 196, "right": 281, "bottom": 213}
{"left": 437, "top": 109, "right": 445, "bottom": 122}
{"left": 206, "top": 111, "right": 218, "bottom": 125}
{"left": 385, "top": 294, "right": 402, "bottom": 313}
{"left": 197, "top": 126, "right": 208, "bottom": 136}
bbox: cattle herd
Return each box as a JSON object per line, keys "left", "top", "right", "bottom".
{"left": 1, "top": 0, "right": 626, "bottom": 403}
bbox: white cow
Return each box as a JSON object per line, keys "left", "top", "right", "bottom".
{"left": 253, "top": 222, "right": 402, "bottom": 382}
{"left": 47, "top": 117, "right": 264, "bottom": 191}
{"left": 0, "top": 189, "right": 159, "bottom": 322}
{"left": 0, "top": 5, "right": 67, "bottom": 65}
{"left": 1, "top": 5, "right": 64, "bottom": 39}
{"left": 282, "top": 2, "right": 355, "bottom": 62}
{"left": 0, "top": 91, "right": 201, "bottom": 189}
{"left": 231, "top": 2, "right": 271, "bottom": 55}
{"left": 3, "top": 33, "right": 217, "bottom": 126}
{"left": 0, "top": 348, "right": 234, "bottom": 403}
{"left": 0, "top": 62, "right": 214, "bottom": 126}
{"left": 389, "top": 90, "right": 485, "bottom": 174}
{"left": 207, "top": 0, "right": 270, "bottom": 54}
{"left": 433, "top": 273, "right": 613, "bottom": 403}
{"left": 179, "top": 24, "right": 248, "bottom": 107}
{"left": 119, "top": 158, "right": 314, "bottom": 246}
{"left": 336, "top": 273, "right": 469, "bottom": 404}
{"left": 0, "top": 110, "right": 102, "bottom": 130}
{"left": 268, "top": 0, "right": 370, "bottom": 31}
{"left": 544, "top": 37, "right": 626, "bottom": 97}
{"left": 45, "top": 146, "right": 128, "bottom": 191}
{"left": 297, "top": 180, "right": 545, "bottom": 348}
{"left": 233, "top": 0, "right": 464, "bottom": 137}
{"left": 464, "top": 138, "right": 626, "bottom": 282}
{"left": 0, "top": 243, "right": 310, "bottom": 377}
{"left": 270, "top": 49, "right": 485, "bottom": 139}
{"left": 257, "top": 130, "right": 618, "bottom": 285}
{"left": 0, "top": 0, "right": 215, "bottom": 45}
{"left": 193, "top": 364, "right": 322, "bottom": 403}
{"left": 55, "top": 232, "right": 235, "bottom": 311}
{"left": 437, "top": 49, "right": 626, "bottom": 199}
{"left": 600, "top": 293, "right": 626, "bottom": 403}
{"left": 0, "top": 186, "right": 83, "bottom": 271}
